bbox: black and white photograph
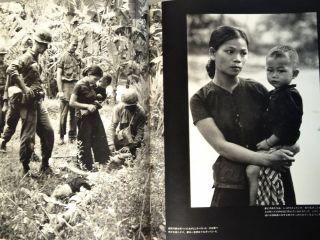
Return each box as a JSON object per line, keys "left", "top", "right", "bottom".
{"left": 187, "top": 13, "right": 320, "bottom": 207}
{"left": 163, "top": 0, "right": 320, "bottom": 239}
{"left": 0, "top": 0, "right": 165, "bottom": 239}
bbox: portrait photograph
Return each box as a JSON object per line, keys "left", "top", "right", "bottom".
{"left": 187, "top": 13, "right": 320, "bottom": 207}
{"left": 163, "top": 0, "right": 320, "bottom": 239}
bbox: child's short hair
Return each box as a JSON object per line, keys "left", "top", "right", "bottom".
{"left": 100, "top": 74, "right": 112, "bottom": 86}
{"left": 267, "top": 45, "right": 299, "bottom": 68}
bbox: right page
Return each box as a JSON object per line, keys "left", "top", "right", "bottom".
{"left": 163, "top": 0, "right": 320, "bottom": 239}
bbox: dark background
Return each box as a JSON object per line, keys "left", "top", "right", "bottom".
{"left": 163, "top": 0, "right": 320, "bottom": 239}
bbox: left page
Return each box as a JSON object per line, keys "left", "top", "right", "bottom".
{"left": 0, "top": 0, "right": 162, "bottom": 239}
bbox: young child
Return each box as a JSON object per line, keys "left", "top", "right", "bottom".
{"left": 246, "top": 45, "right": 303, "bottom": 206}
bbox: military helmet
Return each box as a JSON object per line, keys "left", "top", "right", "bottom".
{"left": 34, "top": 27, "right": 52, "bottom": 44}
{"left": 0, "top": 47, "right": 8, "bottom": 54}
{"left": 121, "top": 89, "right": 139, "bottom": 106}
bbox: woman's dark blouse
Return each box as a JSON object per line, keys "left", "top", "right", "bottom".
{"left": 190, "top": 78, "right": 269, "bottom": 189}
{"left": 72, "top": 80, "right": 96, "bottom": 104}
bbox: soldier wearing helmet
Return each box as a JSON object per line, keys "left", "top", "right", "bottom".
{"left": 56, "top": 38, "right": 82, "bottom": 145}
{"left": 6, "top": 27, "right": 54, "bottom": 176}
{"left": 0, "top": 46, "right": 8, "bottom": 138}
{"left": 107, "top": 88, "right": 146, "bottom": 156}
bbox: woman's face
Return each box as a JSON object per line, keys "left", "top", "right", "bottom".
{"left": 212, "top": 38, "right": 248, "bottom": 77}
{"left": 87, "top": 75, "right": 100, "bottom": 87}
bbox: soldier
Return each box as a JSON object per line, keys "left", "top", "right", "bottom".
{"left": 0, "top": 37, "right": 33, "bottom": 152}
{"left": 0, "top": 47, "right": 8, "bottom": 138}
{"left": 56, "top": 39, "right": 81, "bottom": 145}
{"left": 107, "top": 88, "right": 146, "bottom": 156}
{"left": 6, "top": 27, "right": 54, "bottom": 175}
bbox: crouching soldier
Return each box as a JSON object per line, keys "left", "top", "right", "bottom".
{"left": 107, "top": 88, "right": 146, "bottom": 157}
{"left": 6, "top": 27, "right": 54, "bottom": 175}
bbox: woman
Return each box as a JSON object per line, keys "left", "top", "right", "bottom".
{"left": 69, "top": 65, "right": 110, "bottom": 171}
{"left": 190, "top": 26, "right": 296, "bottom": 207}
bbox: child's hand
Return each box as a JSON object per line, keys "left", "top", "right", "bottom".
{"left": 256, "top": 139, "right": 270, "bottom": 150}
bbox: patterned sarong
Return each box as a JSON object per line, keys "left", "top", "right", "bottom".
{"left": 256, "top": 167, "right": 285, "bottom": 205}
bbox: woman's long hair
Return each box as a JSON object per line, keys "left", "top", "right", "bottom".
{"left": 82, "top": 65, "right": 103, "bottom": 78}
{"left": 206, "top": 26, "right": 249, "bottom": 79}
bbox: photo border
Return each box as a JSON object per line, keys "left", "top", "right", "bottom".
{"left": 163, "top": 0, "right": 320, "bottom": 239}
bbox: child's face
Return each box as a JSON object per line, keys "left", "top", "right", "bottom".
{"left": 266, "top": 55, "right": 298, "bottom": 89}
{"left": 98, "top": 79, "right": 108, "bottom": 88}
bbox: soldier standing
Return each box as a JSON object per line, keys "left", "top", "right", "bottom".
{"left": 0, "top": 47, "right": 8, "bottom": 138}
{"left": 6, "top": 27, "right": 54, "bottom": 175}
{"left": 56, "top": 39, "right": 81, "bottom": 144}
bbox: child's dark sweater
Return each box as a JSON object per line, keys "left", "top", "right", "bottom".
{"left": 265, "top": 84, "right": 303, "bottom": 145}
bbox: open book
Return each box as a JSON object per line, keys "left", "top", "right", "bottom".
{"left": 1, "top": 0, "right": 320, "bottom": 239}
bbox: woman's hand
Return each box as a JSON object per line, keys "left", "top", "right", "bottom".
{"left": 87, "top": 104, "right": 97, "bottom": 112}
{"left": 267, "top": 149, "right": 295, "bottom": 172}
{"left": 278, "top": 142, "right": 300, "bottom": 156}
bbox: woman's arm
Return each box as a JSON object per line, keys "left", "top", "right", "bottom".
{"left": 69, "top": 93, "right": 96, "bottom": 112}
{"left": 196, "top": 117, "right": 294, "bottom": 168}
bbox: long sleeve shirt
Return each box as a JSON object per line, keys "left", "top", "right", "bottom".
{"left": 107, "top": 103, "right": 146, "bottom": 146}
{"left": 265, "top": 84, "right": 303, "bottom": 145}
{"left": 6, "top": 49, "right": 42, "bottom": 90}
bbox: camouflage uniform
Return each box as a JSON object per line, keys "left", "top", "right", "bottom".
{"left": 0, "top": 61, "right": 8, "bottom": 135}
{"left": 6, "top": 49, "right": 54, "bottom": 173}
{"left": 57, "top": 51, "right": 81, "bottom": 141}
